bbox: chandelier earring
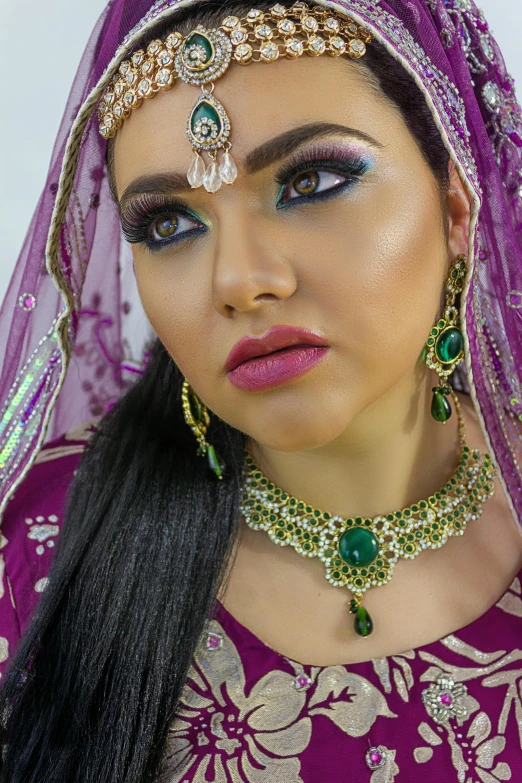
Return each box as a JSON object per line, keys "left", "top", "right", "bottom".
{"left": 424, "top": 254, "right": 468, "bottom": 423}
{"left": 181, "top": 380, "right": 225, "bottom": 479}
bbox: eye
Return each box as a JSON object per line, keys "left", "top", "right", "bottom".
{"left": 150, "top": 213, "right": 200, "bottom": 242}
{"left": 152, "top": 214, "right": 179, "bottom": 240}
{"left": 120, "top": 195, "right": 207, "bottom": 253}
{"left": 286, "top": 170, "right": 346, "bottom": 200}
{"left": 275, "top": 155, "right": 371, "bottom": 209}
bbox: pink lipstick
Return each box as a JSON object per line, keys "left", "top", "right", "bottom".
{"left": 226, "top": 326, "right": 329, "bottom": 391}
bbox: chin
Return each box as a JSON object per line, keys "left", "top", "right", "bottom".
{"left": 238, "top": 396, "right": 353, "bottom": 453}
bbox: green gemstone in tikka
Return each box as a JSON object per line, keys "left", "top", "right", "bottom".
{"left": 190, "top": 100, "right": 222, "bottom": 140}
{"left": 183, "top": 31, "right": 214, "bottom": 68}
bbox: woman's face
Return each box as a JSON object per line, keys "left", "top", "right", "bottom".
{"left": 113, "top": 53, "right": 456, "bottom": 452}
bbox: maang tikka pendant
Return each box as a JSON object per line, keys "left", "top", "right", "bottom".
{"left": 175, "top": 26, "right": 238, "bottom": 192}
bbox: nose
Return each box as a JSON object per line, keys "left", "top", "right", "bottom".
{"left": 212, "top": 213, "right": 297, "bottom": 317}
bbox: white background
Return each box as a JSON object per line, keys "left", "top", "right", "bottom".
{"left": 0, "top": 0, "right": 520, "bottom": 303}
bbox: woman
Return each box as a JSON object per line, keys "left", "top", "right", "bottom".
{"left": 0, "top": 0, "right": 521, "bottom": 780}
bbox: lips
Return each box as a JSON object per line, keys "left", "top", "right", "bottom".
{"left": 226, "top": 326, "right": 330, "bottom": 391}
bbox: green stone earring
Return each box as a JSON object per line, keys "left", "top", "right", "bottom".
{"left": 424, "top": 254, "right": 467, "bottom": 423}
{"left": 181, "top": 380, "right": 225, "bottom": 479}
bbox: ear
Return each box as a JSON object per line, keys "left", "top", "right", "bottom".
{"left": 445, "top": 161, "right": 472, "bottom": 259}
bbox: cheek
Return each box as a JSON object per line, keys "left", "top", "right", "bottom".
{"left": 133, "top": 254, "right": 211, "bottom": 368}
{"left": 296, "top": 173, "right": 446, "bottom": 374}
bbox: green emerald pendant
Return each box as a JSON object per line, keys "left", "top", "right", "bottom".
{"left": 339, "top": 527, "right": 379, "bottom": 568}
{"left": 431, "top": 388, "right": 452, "bottom": 423}
{"left": 435, "top": 327, "right": 463, "bottom": 364}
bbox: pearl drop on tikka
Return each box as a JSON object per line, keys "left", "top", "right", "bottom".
{"left": 187, "top": 149, "right": 238, "bottom": 192}
{"left": 203, "top": 161, "right": 222, "bottom": 193}
{"left": 219, "top": 150, "right": 238, "bottom": 184}
{"left": 187, "top": 152, "right": 206, "bottom": 188}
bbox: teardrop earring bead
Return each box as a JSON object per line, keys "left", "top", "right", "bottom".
{"left": 187, "top": 152, "right": 206, "bottom": 188}
{"left": 431, "top": 384, "right": 453, "bottom": 423}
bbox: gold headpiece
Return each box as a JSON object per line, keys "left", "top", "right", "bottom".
{"left": 98, "top": 2, "right": 372, "bottom": 192}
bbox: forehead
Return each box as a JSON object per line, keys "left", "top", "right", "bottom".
{"left": 112, "top": 54, "right": 406, "bottom": 196}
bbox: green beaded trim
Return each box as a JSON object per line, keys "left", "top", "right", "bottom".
{"left": 240, "top": 441, "right": 496, "bottom": 600}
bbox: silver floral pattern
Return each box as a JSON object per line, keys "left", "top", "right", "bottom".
{"left": 421, "top": 674, "right": 469, "bottom": 724}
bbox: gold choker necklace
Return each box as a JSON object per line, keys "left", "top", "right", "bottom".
{"left": 239, "top": 394, "right": 496, "bottom": 637}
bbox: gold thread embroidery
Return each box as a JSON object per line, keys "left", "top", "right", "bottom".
{"left": 161, "top": 620, "right": 311, "bottom": 783}
{"left": 414, "top": 634, "right": 520, "bottom": 777}
{"left": 496, "top": 577, "right": 522, "bottom": 618}
{"left": 27, "top": 525, "right": 59, "bottom": 543}
{"left": 160, "top": 620, "right": 398, "bottom": 782}
{"left": 0, "top": 637, "right": 8, "bottom": 664}
{"left": 307, "top": 665, "right": 397, "bottom": 733}
{"left": 372, "top": 653, "right": 416, "bottom": 702}
{"left": 413, "top": 746, "right": 434, "bottom": 762}
{"left": 417, "top": 722, "right": 443, "bottom": 746}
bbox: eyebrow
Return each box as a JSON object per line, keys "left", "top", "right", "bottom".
{"left": 118, "top": 122, "right": 383, "bottom": 211}
{"left": 244, "top": 122, "right": 383, "bottom": 174}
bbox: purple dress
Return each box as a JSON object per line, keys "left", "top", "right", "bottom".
{"left": 1, "top": 427, "right": 521, "bottom": 782}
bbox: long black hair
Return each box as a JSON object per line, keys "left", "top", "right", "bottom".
{"left": 0, "top": 3, "right": 450, "bottom": 781}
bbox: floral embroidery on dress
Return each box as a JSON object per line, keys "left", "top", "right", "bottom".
{"left": 464, "top": 712, "right": 511, "bottom": 783}
{"left": 495, "top": 575, "right": 522, "bottom": 618}
{"left": 413, "top": 633, "right": 521, "bottom": 779}
{"left": 372, "top": 650, "right": 416, "bottom": 702}
{"left": 367, "top": 746, "right": 400, "bottom": 783}
{"left": 421, "top": 674, "right": 469, "bottom": 723}
{"left": 34, "top": 420, "right": 97, "bottom": 465}
{"left": 161, "top": 620, "right": 312, "bottom": 783}
{"left": 26, "top": 517, "right": 60, "bottom": 556}
{"left": 160, "top": 620, "right": 395, "bottom": 783}
{"left": 416, "top": 709, "right": 512, "bottom": 782}
{"left": 307, "top": 665, "right": 396, "bottom": 734}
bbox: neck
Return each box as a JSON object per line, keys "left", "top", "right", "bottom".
{"left": 248, "top": 373, "right": 461, "bottom": 519}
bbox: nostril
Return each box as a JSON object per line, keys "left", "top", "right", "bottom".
{"left": 253, "top": 293, "right": 279, "bottom": 302}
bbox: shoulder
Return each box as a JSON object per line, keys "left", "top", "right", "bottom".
{"left": 0, "top": 420, "right": 97, "bottom": 677}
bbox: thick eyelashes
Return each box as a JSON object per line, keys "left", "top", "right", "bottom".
{"left": 120, "top": 193, "right": 206, "bottom": 253}
{"left": 120, "top": 152, "right": 373, "bottom": 252}
{"left": 275, "top": 155, "right": 372, "bottom": 208}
